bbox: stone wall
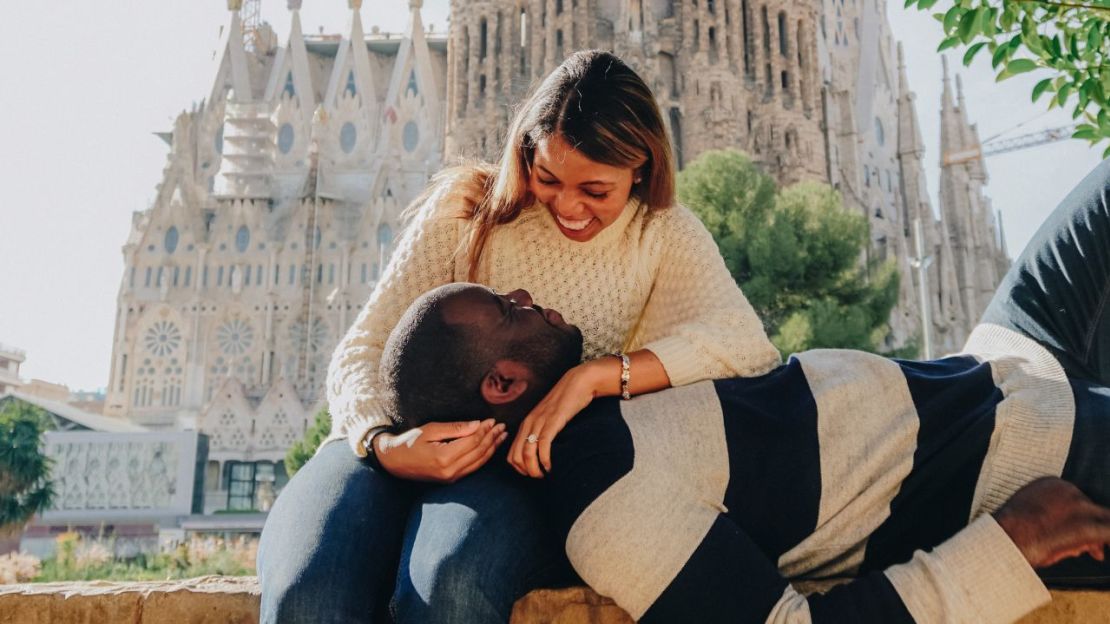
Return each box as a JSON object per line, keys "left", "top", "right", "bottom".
{"left": 2, "top": 577, "right": 1109, "bottom": 623}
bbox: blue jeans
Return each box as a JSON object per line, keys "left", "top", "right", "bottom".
{"left": 258, "top": 441, "right": 575, "bottom": 623}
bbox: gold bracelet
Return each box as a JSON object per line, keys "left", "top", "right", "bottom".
{"left": 611, "top": 352, "right": 631, "bottom": 400}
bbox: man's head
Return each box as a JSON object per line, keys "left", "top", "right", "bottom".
{"left": 380, "top": 283, "right": 583, "bottom": 430}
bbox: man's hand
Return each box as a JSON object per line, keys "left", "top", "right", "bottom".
{"left": 995, "top": 477, "right": 1110, "bottom": 568}
{"left": 376, "top": 419, "right": 507, "bottom": 483}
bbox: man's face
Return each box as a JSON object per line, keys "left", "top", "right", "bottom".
{"left": 440, "top": 286, "right": 583, "bottom": 380}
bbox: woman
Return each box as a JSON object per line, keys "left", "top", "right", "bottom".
{"left": 258, "top": 50, "right": 781, "bottom": 623}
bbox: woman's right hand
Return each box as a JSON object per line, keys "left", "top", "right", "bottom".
{"left": 375, "top": 419, "right": 507, "bottom": 483}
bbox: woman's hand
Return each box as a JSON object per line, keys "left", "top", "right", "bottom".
{"left": 508, "top": 359, "right": 615, "bottom": 478}
{"left": 376, "top": 419, "right": 507, "bottom": 483}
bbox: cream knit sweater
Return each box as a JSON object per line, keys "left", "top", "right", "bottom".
{"left": 324, "top": 181, "right": 782, "bottom": 455}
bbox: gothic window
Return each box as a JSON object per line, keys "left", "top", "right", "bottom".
{"left": 668, "top": 108, "right": 684, "bottom": 169}
{"left": 144, "top": 321, "right": 181, "bottom": 357}
{"left": 345, "top": 70, "right": 357, "bottom": 97}
{"left": 288, "top": 264, "right": 296, "bottom": 285}
{"left": 145, "top": 267, "right": 152, "bottom": 288}
{"left": 778, "top": 11, "right": 788, "bottom": 56}
{"left": 161, "top": 358, "right": 183, "bottom": 407}
{"left": 480, "top": 18, "right": 488, "bottom": 59}
{"left": 340, "top": 122, "right": 357, "bottom": 154}
{"left": 403, "top": 121, "right": 420, "bottom": 153}
{"left": 378, "top": 224, "right": 395, "bottom": 267}
{"left": 556, "top": 0, "right": 563, "bottom": 15}
{"left": 278, "top": 123, "right": 295, "bottom": 154}
{"left": 236, "top": 225, "right": 250, "bottom": 252}
{"left": 130, "top": 267, "right": 136, "bottom": 289}
{"left": 708, "top": 0, "right": 715, "bottom": 13}
{"left": 217, "top": 319, "right": 254, "bottom": 356}
{"left": 407, "top": 69, "right": 419, "bottom": 96}
{"left": 361, "top": 263, "right": 368, "bottom": 284}
{"left": 708, "top": 27, "right": 718, "bottom": 64}
{"left": 173, "top": 267, "right": 180, "bottom": 287}
{"left": 556, "top": 29, "right": 564, "bottom": 60}
{"left": 156, "top": 267, "right": 164, "bottom": 288}
{"left": 314, "top": 226, "right": 322, "bottom": 250}
{"left": 328, "top": 264, "right": 335, "bottom": 285}
{"left": 165, "top": 227, "right": 179, "bottom": 254}
{"left": 742, "top": 0, "right": 753, "bottom": 78}
{"left": 244, "top": 265, "right": 252, "bottom": 286}
{"left": 218, "top": 266, "right": 225, "bottom": 287}
{"left": 874, "top": 117, "right": 885, "bottom": 146}
{"left": 257, "top": 264, "right": 264, "bottom": 284}
{"left": 864, "top": 167, "right": 871, "bottom": 187}
{"left": 215, "top": 125, "right": 224, "bottom": 154}
{"left": 283, "top": 72, "right": 295, "bottom": 98}
{"left": 185, "top": 266, "right": 192, "bottom": 287}
{"left": 762, "top": 6, "right": 771, "bottom": 54}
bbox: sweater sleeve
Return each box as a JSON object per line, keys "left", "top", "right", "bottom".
{"left": 639, "top": 513, "right": 1048, "bottom": 624}
{"left": 631, "top": 205, "right": 781, "bottom": 387}
{"left": 325, "top": 185, "right": 464, "bottom": 456}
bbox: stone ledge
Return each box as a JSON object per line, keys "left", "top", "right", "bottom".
{"left": 2, "top": 577, "right": 1109, "bottom": 623}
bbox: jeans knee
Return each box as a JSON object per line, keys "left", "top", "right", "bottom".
{"left": 393, "top": 553, "right": 505, "bottom": 624}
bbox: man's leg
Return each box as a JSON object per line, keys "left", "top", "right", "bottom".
{"left": 259, "top": 441, "right": 416, "bottom": 624}
{"left": 981, "top": 159, "right": 1110, "bottom": 383}
{"left": 391, "top": 458, "right": 577, "bottom": 624}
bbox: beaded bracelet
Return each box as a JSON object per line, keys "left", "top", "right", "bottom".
{"left": 612, "top": 352, "right": 631, "bottom": 400}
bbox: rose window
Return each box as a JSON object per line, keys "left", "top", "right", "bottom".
{"left": 217, "top": 319, "right": 254, "bottom": 356}
{"left": 144, "top": 321, "right": 181, "bottom": 357}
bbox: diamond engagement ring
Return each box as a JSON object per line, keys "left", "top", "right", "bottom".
{"left": 525, "top": 434, "right": 539, "bottom": 444}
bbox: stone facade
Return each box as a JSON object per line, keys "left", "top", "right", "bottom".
{"left": 105, "top": 0, "right": 1006, "bottom": 511}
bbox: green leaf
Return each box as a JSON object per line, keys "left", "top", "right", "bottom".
{"left": 991, "top": 41, "right": 1011, "bottom": 69}
{"left": 1102, "top": 144, "right": 1110, "bottom": 160}
{"left": 957, "top": 9, "right": 981, "bottom": 44}
{"left": 1069, "top": 32, "right": 1081, "bottom": 61}
{"left": 943, "top": 6, "right": 963, "bottom": 34}
{"left": 1006, "top": 58, "right": 1039, "bottom": 75}
{"left": 904, "top": 0, "right": 916, "bottom": 8}
{"left": 1056, "top": 83, "right": 1072, "bottom": 107}
{"left": 1032, "top": 77, "right": 1054, "bottom": 102}
{"left": 937, "top": 36, "right": 961, "bottom": 52}
{"left": 1073, "top": 125, "right": 1099, "bottom": 141}
{"left": 999, "top": 4, "right": 1015, "bottom": 32}
{"left": 918, "top": 0, "right": 939, "bottom": 10}
{"left": 1021, "top": 16, "right": 1043, "bottom": 55}
{"left": 963, "top": 41, "right": 988, "bottom": 66}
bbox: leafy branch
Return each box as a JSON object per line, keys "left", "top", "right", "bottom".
{"left": 907, "top": 0, "right": 1110, "bottom": 156}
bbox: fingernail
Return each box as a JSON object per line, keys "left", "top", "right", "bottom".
{"left": 496, "top": 423, "right": 506, "bottom": 432}
{"left": 498, "top": 432, "right": 508, "bottom": 443}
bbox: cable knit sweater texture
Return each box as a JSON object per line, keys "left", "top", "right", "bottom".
{"left": 324, "top": 181, "right": 783, "bottom": 455}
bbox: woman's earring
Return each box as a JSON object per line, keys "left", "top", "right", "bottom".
{"left": 634, "top": 177, "right": 643, "bottom": 184}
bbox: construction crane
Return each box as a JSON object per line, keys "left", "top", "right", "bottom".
{"left": 942, "top": 124, "right": 1079, "bottom": 166}
{"left": 240, "top": 0, "right": 264, "bottom": 53}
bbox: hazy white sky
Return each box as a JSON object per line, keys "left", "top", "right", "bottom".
{"left": 0, "top": 1, "right": 1101, "bottom": 390}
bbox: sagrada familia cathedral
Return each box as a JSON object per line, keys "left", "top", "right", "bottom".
{"left": 103, "top": 0, "right": 1007, "bottom": 507}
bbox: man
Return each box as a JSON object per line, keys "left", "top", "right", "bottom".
{"left": 379, "top": 160, "right": 1110, "bottom": 623}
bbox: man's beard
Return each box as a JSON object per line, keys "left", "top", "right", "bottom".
{"left": 511, "top": 326, "right": 585, "bottom": 396}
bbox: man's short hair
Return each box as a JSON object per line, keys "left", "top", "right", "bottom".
{"left": 379, "top": 285, "right": 493, "bottom": 429}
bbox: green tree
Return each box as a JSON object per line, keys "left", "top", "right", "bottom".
{"left": 0, "top": 401, "right": 55, "bottom": 535}
{"left": 678, "top": 150, "right": 901, "bottom": 356}
{"left": 284, "top": 408, "right": 332, "bottom": 476}
{"left": 905, "top": 0, "right": 1110, "bottom": 155}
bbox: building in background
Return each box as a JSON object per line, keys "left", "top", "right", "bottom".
{"left": 104, "top": 0, "right": 1005, "bottom": 513}
{"left": 0, "top": 343, "right": 26, "bottom": 396}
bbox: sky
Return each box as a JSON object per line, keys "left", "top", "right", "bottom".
{"left": 0, "top": 0, "right": 1101, "bottom": 391}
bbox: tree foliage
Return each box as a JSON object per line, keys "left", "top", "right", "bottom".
{"left": 284, "top": 408, "right": 332, "bottom": 476}
{"left": 0, "top": 401, "right": 55, "bottom": 530}
{"left": 905, "top": 0, "right": 1110, "bottom": 155}
{"left": 677, "top": 150, "right": 901, "bottom": 356}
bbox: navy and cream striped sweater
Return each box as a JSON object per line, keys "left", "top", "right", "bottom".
{"left": 547, "top": 324, "right": 1076, "bottom": 623}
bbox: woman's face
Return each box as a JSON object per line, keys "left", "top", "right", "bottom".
{"left": 528, "top": 134, "right": 640, "bottom": 243}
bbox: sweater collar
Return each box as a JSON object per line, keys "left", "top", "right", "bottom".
{"left": 530, "top": 195, "right": 642, "bottom": 248}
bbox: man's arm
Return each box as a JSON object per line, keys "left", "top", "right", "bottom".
{"left": 558, "top": 475, "right": 1110, "bottom": 624}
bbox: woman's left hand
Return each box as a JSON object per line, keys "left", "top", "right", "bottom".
{"left": 508, "top": 359, "right": 613, "bottom": 478}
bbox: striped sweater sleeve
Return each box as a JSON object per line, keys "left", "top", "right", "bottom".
{"left": 640, "top": 512, "right": 1048, "bottom": 624}
{"left": 632, "top": 205, "right": 781, "bottom": 386}
{"left": 324, "top": 185, "right": 463, "bottom": 456}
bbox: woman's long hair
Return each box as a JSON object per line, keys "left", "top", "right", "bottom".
{"left": 425, "top": 50, "right": 676, "bottom": 282}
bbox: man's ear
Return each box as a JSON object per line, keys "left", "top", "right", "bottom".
{"left": 480, "top": 360, "right": 531, "bottom": 405}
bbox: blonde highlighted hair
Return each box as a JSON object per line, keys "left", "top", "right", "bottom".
{"left": 408, "top": 50, "right": 676, "bottom": 282}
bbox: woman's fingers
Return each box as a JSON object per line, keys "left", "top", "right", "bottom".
{"left": 421, "top": 419, "right": 487, "bottom": 443}
{"left": 457, "top": 430, "right": 509, "bottom": 480}
{"left": 450, "top": 422, "right": 505, "bottom": 475}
